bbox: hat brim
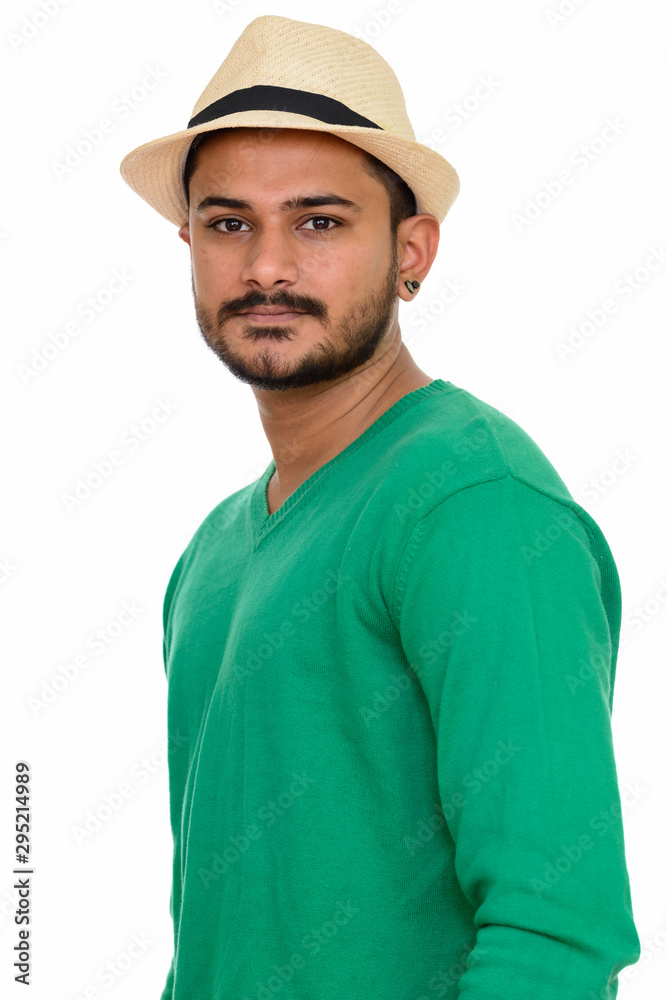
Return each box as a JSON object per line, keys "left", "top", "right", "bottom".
{"left": 119, "top": 109, "right": 460, "bottom": 227}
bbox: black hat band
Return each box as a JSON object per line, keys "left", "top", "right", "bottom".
{"left": 187, "top": 84, "right": 383, "bottom": 131}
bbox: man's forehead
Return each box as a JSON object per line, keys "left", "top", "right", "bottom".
{"left": 190, "top": 128, "right": 381, "bottom": 206}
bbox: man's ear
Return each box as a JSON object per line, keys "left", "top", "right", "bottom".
{"left": 396, "top": 214, "right": 440, "bottom": 302}
{"left": 178, "top": 223, "right": 191, "bottom": 247}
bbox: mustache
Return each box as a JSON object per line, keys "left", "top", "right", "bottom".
{"left": 217, "top": 290, "right": 329, "bottom": 325}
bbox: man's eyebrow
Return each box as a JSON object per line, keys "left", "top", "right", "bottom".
{"left": 195, "top": 194, "right": 362, "bottom": 214}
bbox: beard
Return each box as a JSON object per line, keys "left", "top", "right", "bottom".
{"left": 192, "top": 240, "right": 400, "bottom": 391}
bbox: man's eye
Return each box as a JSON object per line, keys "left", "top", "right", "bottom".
{"left": 208, "top": 216, "right": 340, "bottom": 233}
{"left": 301, "top": 216, "right": 339, "bottom": 231}
{"left": 211, "top": 218, "right": 250, "bottom": 233}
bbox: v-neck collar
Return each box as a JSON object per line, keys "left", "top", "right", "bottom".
{"left": 248, "top": 379, "right": 456, "bottom": 545}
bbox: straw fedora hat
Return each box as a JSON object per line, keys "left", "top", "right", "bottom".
{"left": 119, "top": 14, "right": 460, "bottom": 227}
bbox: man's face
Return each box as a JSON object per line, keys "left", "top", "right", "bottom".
{"left": 179, "top": 128, "right": 401, "bottom": 392}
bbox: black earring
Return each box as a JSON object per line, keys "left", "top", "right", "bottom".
{"left": 405, "top": 280, "right": 420, "bottom": 293}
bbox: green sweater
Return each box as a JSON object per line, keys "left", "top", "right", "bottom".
{"left": 159, "top": 378, "right": 640, "bottom": 1000}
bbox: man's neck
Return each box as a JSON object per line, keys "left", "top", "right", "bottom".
{"left": 253, "top": 333, "right": 433, "bottom": 515}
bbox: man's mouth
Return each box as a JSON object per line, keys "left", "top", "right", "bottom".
{"left": 236, "top": 306, "right": 308, "bottom": 325}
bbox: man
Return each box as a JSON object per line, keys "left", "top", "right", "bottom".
{"left": 120, "top": 15, "right": 640, "bottom": 1000}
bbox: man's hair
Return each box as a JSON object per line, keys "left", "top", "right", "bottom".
{"left": 183, "top": 128, "right": 417, "bottom": 233}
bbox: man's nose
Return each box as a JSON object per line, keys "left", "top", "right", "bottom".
{"left": 240, "top": 225, "right": 299, "bottom": 289}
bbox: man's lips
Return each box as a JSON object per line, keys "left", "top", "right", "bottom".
{"left": 235, "top": 306, "right": 308, "bottom": 325}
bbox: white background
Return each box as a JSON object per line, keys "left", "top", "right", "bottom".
{"left": 2, "top": 0, "right": 665, "bottom": 997}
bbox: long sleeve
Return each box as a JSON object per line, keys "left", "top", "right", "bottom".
{"left": 159, "top": 960, "right": 174, "bottom": 1000}
{"left": 392, "top": 473, "right": 640, "bottom": 999}
{"left": 159, "top": 547, "right": 189, "bottom": 1000}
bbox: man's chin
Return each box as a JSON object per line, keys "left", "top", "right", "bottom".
{"left": 199, "top": 341, "right": 310, "bottom": 389}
